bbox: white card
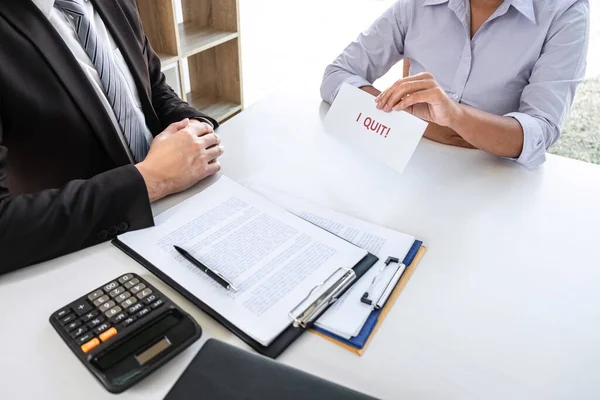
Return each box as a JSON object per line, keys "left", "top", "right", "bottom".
{"left": 324, "top": 83, "right": 429, "bottom": 174}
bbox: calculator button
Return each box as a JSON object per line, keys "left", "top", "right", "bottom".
{"left": 65, "top": 320, "right": 81, "bottom": 332}
{"left": 87, "top": 316, "right": 105, "bottom": 329}
{"left": 108, "top": 287, "right": 125, "bottom": 298}
{"left": 99, "top": 327, "right": 117, "bottom": 342}
{"left": 81, "top": 338, "right": 100, "bottom": 353}
{"left": 93, "top": 295, "right": 110, "bottom": 307}
{"left": 122, "top": 316, "right": 137, "bottom": 327}
{"left": 87, "top": 289, "right": 104, "bottom": 302}
{"left": 77, "top": 333, "right": 95, "bottom": 345}
{"left": 81, "top": 310, "right": 99, "bottom": 322}
{"left": 70, "top": 326, "right": 88, "bottom": 339}
{"left": 60, "top": 314, "right": 76, "bottom": 325}
{"left": 118, "top": 274, "right": 134, "bottom": 284}
{"left": 143, "top": 294, "right": 158, "bottom": 305}
{"left": 150, "top": 299, "right": 164, "bottom": 310}
{"left": 94, "top": 323, "right": 111, "bottom": 335}
{"left": 128, "top": 303, "right": 143, "bottom": 314}
{"left": 103, "top": 281, "right": 119, "bottom": 292}
{"left": 111, "top": 313, "right": 128, "bottom": 325}
{"left": 124, "top": 278, "right": 140, "bottom": 289}
{"left": 55, "top": 308, "right": 71, "bottom": 320}
{"left": 115, "top": 292, "right": 131, "bottom": 303}
{"left": 70, "top": 300, "right": 93, "bottom": 316}
{"left": 121, "top": 297, "right": 137, "bottom": 309}
{"left": 130, "top": 283, "right": 146, "bottom": 295}
{"left": 105, "top": 306, "right": 122, "bottom": 318}
{"left": 98, "top": 300, "right": 116, "bottom": 312}
{"left": 136, "top": 288, "right": 153, "bottom": 300}
{"left": 136, "top": 308, "right": 151, "bottom": 319}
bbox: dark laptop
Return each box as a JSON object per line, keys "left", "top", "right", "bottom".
{"left": 165, "top": 339, "right": 377, "bottom": 400}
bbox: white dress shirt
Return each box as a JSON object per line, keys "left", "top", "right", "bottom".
{"left": 32, "top": 0, "right": 153, "bottom": 163}
{"left": 321, "top": 0, "right": 589, "bottom": 168}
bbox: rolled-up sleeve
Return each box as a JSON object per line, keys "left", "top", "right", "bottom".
{"left": 320, "top": 1, "right": 408, "bottom": 104}
{"left": 506, "top": 1, "right": 589, "bottom": 169}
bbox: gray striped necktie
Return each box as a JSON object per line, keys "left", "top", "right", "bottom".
{"left": 55, "top": 0, "right": 150, "bottom": 163}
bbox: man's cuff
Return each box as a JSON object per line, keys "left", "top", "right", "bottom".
{"left": 504, "top": 112, "right": 547, "bottom": 169}
{"left": 192, "top": 117, "right": 214, "bottom": 130}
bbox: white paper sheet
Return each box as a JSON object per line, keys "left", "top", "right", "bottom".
{"left": 324, "top": 83, "right": 429, "bottom": 174}
{"left": 117, "top": 176, "right": 367, "bottom": 346}
{"left": 253, "top": 187, "right": 415, "bottom": 339}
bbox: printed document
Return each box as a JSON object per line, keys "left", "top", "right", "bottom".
{"left": 117, "top": 177, "right": 367, "bottom": 346}
{"left": 324, "top": 83, "right": 428, "bottom": 174}
{"left": 254, "top": 187, "right": 415, "bottom": 339}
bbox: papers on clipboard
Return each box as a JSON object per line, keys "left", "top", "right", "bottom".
{"left": 116, "top": 177, "right": 370, "bottom": 347}
{"left": 253, "top": 187, "right": 415, "bottom": 340}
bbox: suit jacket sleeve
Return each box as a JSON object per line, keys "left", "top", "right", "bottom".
{"left": 145, "top": 37, "right": 219, "bottom": 129}
{"left": 0, "top": 81, "right": 154, "bottom": 273}
{"left": 0, "top": 162, "right": 155, "bottom": 273}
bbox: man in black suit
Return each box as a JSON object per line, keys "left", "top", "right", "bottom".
{"left": 0, "top": 0, "right": 225, "bottom": 273}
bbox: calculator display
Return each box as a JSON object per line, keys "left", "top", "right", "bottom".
{"left": 92, "top": 312, "right": 180, "bottom": 370}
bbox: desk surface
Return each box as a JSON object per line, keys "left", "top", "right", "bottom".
{"left": 2, "top": 93, "right": 600, "bottom": 400}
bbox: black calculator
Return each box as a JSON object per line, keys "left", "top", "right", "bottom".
{"left": 50, "top": 273, "right": 202, "bottom": 393}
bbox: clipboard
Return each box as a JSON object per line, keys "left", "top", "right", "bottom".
{"left": 311, "top": 244, "right": 426, "bottom": 355}
{"left": 113, "top": 238, "right": 378, "bottom": 359}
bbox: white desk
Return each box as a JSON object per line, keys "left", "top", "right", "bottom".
{"left": 2, "top": 93, "right": 600, "bottom": 400}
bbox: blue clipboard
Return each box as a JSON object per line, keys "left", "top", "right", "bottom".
{"left": 313, "top": 240, "right": 423, "bottom": 349}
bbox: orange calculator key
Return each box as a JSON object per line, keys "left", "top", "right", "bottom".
{"left": 80, "top": 338, "right": 100, "bottom": 353}
{"left": 99, "top": 327, "right": 117, "bottom": 342}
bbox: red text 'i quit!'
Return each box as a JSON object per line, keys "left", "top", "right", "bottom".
{"left": 355, "top": 113, "right": 390, "bottom": 138}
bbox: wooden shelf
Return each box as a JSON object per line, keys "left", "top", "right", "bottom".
{"left": 187, "top": 39, "right": 242, "bottom": 122}
{"left": 187, "top": 93, "right": 242, "bottom": 122}
{"left": 136, "top": 0, "right": 179, "bottom": 62}
{"left": 137, "top": 0, "right": 244, "bottom": 123}
{"left": 157, "top": 53, "right": 179, "bottom": 66}
{"left": 178, "top": 23, "right": 238, "bottom": 58}
{"left": 164, "top": 67, "right": 183, "bottom": 98}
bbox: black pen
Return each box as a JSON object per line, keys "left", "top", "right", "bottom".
{"left": 174, "top": 246, "right": 238, "bottom": 292}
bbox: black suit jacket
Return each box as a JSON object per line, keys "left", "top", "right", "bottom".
{"left": 0, "top": 0, "right": 217, "bottom": 273}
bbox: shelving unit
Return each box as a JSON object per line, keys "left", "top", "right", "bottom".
{"left": 136, "top": 0, "right": 243, "bottom": 123}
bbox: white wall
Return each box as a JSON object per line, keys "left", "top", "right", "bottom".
{"left": 239, "top": 0, "right": 398, "bottom": 106}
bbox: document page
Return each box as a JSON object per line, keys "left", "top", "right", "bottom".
{"left": 254, "top": 187, "right": 415, "bottom": 339}
{"left": 324, "top": 83, "right": 428, "bottom": 174}
{"left": 117, "top": 177, "right": 367, "bottom": 346}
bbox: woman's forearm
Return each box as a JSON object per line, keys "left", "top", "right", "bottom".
{"left": 364, "top": 85, "right": 520, "bottom": 156}
{"left": 449, "top": 104, "right": 524, "bottom": 158}
{"left": 360, "top": 85, "right": 381, "bottom": 97}
{"left": 363, "top": 86, "right": 475, "bottom": 149}
{"left": 423, "top": 124, "right": 476, "bottom": 149}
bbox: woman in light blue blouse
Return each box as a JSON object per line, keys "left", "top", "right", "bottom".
{"left": 321, "top": 0, "right": 589, "bottom": 168}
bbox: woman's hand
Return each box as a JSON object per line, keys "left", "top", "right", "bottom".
{"left": 375, "top": 72, "right": 461, "bottom": 128}
{"left": 373, "top": 72, "right": 524, "bottom": 158}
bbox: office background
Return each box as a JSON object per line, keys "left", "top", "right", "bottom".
{"left": 2, "top": 1, "right": 599, "bottom": 397}
{"left": 233, "top": 0, "right": 599, "bottom": 163}
{"left": 165, "top": 0, "right": 598, "bottom": 164}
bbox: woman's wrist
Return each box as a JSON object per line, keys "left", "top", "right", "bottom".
{"left": 447, "top": 102, "right": 465, "bottom": 132}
